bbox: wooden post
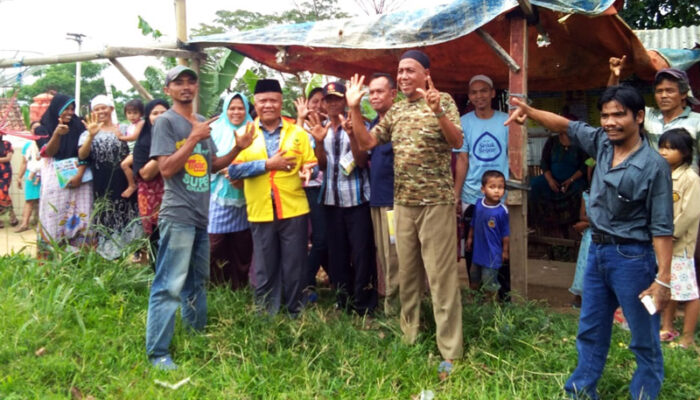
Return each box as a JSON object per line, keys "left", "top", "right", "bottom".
{"left": 174, "top": 0, "right": 188, "bottom": 66}
{"left": 109, "top": 58, "right": 154, "bottom": 101}
{"left": 507, "top": 15, "right": 529, "bottom": 300}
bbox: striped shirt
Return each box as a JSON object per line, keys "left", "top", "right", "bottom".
{"left": 207, "top": 200, "right": 249, "bottom": 234}
{"left": 321, "top": 122, "right": 371, "bottom": 207}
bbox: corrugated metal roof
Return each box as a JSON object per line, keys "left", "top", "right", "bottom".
{"left": 634, "top": 25, "right": 700, "bottom": 50}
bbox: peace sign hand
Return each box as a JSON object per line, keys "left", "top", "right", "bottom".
{"left": 235, "top": 121, "right": 256, "bottom": 150}
{"left": 307, "top": 111, "right": 330, "bottom": 142}
{"left": 82, "top": 112, "right": 102, "bottom": 137}
{"left": 346, "top": 74, "right": 367, "bottom": 108}
{"left": 191, "top": 116, "right": 217, "bottom": 142}
{"left": 416, "top": 76, "right": 441, "bottom": 113}
{"left": 54, "top": 118, "right": 70, "bottom": 136}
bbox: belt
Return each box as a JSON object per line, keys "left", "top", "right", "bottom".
{"left": 591, "top": 233, "right": 649, "bottom": 245}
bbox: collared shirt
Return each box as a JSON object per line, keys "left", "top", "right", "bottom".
{"left": 208, "top": 200, "right": 249, "bottom": 234}
{"left": 645, "top": 106, "right": 700, "bottom": 169}
{"left": 228, "top": 120, "right": 283, "bottom": 180}
{"left": 568, "top": 121, "right": 673, "bottom": 242}
{"left": 368, "top": 116, "right": 394, "bottom": 208}
{"left": 371, "top": 92, "right": 462, "bottom": 206}
{"left": 321, "top": 120, "right": 371, "bottom": 207}
{"left": 670, "top": 164, "right": 700, "bottom": 255}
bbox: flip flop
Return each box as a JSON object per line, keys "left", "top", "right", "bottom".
{"left": 14, "top": 226, "right": 30, "bottom": 233}
{"left": 660, "top": 330, "right": 680, "bottom": 342}
{"left": 438, "top": 360, "right": 453, "bottom": 381}
{"left": 668, "top": 341, "right": 689, "bottom": 350}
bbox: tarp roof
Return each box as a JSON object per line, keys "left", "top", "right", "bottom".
{"left": 190, "top": 0, "right": 690, "bottom": 93}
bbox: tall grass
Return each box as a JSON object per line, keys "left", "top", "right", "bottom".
{"left": 1, "top": 251, "right": 698, "bottom": 399}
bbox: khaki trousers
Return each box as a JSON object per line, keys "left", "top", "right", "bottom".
{"left": 395, "top": 204, "right": 463, "bottom": 360}
{"left": 371, "top": 206, "right": 400, "bottom": 316}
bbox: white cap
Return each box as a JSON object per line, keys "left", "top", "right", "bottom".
{"left": 469, "top": 74, "right": 493, "bottom": 88}
{"left": 90, "top": 94, "right": 114, "bottom": 109}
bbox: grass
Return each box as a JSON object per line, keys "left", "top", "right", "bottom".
{"left": 1, "top": 250, "right": 699, "bottom": 399}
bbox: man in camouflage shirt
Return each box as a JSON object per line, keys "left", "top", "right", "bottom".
{"left": 347, "top": 50, "right": 464, "bottom": 378}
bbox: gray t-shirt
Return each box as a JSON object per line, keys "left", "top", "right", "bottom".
{"left": 150, "top": 109, "right": 217, "bottom": 229}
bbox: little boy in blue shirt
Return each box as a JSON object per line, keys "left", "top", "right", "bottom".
{"left": 466, "top": 170, "right": 510, "bottom": 300}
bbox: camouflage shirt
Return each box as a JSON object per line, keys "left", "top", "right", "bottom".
{"left": 371, "top": 93, "right": 462, "bottom": 206}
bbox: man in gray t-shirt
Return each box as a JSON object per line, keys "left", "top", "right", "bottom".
{"left": 145, "top": 66, "right": 253, "bottom": 370}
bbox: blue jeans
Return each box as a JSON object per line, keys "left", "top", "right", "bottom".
{"left": 145, "top": 219, "right": 210, "bottom": 358}
{"left": 565, "top": 242, "right": 663, "bottom": 400}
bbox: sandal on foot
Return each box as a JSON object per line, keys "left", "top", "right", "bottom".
{"left": 14, "top": 225, "right": 30, "bottom": 233}
{"left": 660, "top": 330, "right": 680, "bottom": 342}
{"left": 438, "top": 360, "right": 453, "bottom": 381}
{"left": 150, "top": 354, "right": 178, "bottom": 371}
{"left": 668, "top": 341, "right": 689, "bottom": 349}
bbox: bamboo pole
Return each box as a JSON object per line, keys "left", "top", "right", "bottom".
{"left": 109, "top": 58, "right": 154, "bottom": 101}
{"left": 174, "top": 0, "right": 188, "bottom": 66}
{"left": 0, "top": 46, "right": 203, "bottom": 68}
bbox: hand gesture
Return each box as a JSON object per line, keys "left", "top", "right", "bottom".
{"left": 235, "top": 121, "right": 256, "bottom": 150}
{"left": 609, "top": 55, "right": 626, "bottom": 78}
{"left": 307, "top": 111, "right": 330, "bottom": 142}
{"left": 416, "top": 76, "right": 441, "bottom": 113}
{"left": 294, "top": 97, "right": 310, "bottom": 121}
{"left": 339, "top": 114, "right": 353, "bottom": 136}
{"left": 346, "top": 74, "right": 367, "bottom": 108}
{"left": 82, "top": 112, "right": 102, "bottom": 137}
{"left": 54, "top": 118, "right": 70, "bottom": 136}
{"left": 265, "top": 150, "right": 296, "bottom": 171}
{"left": 299, "top": 162, "right": 318, "bottom": 185}
{"left": 504, "top": 97, "right": 529, "bottom": 126}
{"left": 191, "top": 116, "right": 217, "bottom": 142}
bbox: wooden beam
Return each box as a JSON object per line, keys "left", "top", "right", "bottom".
{"left": 175, "top": 0, "right": 188, "bottom": 66}
{"left": 507, "top": 15, "right": 529, "bottom": 301}
{"left": 475, "top": 29, "right": 520, "bottom": 73}
{"left": 109, "top": 58, "right": 154, "bottom": 101}
{"left": 0, "top": 45, "right": 203, "bottom": 68}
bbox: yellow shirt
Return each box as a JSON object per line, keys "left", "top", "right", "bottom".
{"left": 671, "top": 164, "right": 700, "bottom": 256}
{"left": 233, "top": 118, "right": 317, "bottom": 222}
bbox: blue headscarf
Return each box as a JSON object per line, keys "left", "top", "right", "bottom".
{"left": 210, "top": 92, "right": 253, "bottom": 206}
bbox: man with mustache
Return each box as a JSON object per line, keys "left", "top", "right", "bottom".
{"left": 507, "top": 85, "right": 673, "bottom": 400}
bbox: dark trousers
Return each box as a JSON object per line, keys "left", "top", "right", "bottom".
{"left": 325, "top": 203, "right": 377, "bottom": 315}
{"left": 209, "top": 229, "right": 253, "bottom": 290}
{"left": 304, "top": 186, "right": 328, "bottom": 290}
{"left": 250, "top": 214, "right": 307, "bottom": 315}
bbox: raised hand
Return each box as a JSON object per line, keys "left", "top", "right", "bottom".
{"left": 339, "top": 114, "right": 353, "bottom": 136}
{"left": 346, "top": 74, "right": 367, "bottom": 108}
{"left": 265, "top": 150, "right": 297, "bottom": 171}
{"left": 54, "top": 117, "right": 70, "bottom": 136}
{"left": 235, "top": 121, "right": 256, "bottom": 150}
{"left": 609, "top": 55, "right": 626, "bottom": 78}
{"left": 299, "top": 162, "right": 318, "bottom": 185}
{"left": 504, "top": 97, "right": 529, "bottom": 126}
{"left": 82, "top": 112, "right": 103, "bottom": 137}
{"left": 294, "top": 97, "right": 310, "bottom": 121}
{"left": 307, "top": 111, "right": 330, "bottom": 142}
{"left": 191, "top": 116, "right": 217, "bottom": 142}
{"left": 416, "top": 76, "right": 441, "bottom": 113}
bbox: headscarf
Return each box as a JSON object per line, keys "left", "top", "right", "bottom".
{"left": 35, "top": 93, "right": 84, "bottom": 160}
{"left": 132, "top": 99, "right": 170, "bottom": 179}
{"left": 210, "top": 92, "right": 252, "bottom": 206}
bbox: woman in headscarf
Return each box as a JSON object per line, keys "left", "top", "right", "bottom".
{"left": 78, "top": 95, "right": 142, "bottom": 260}
{"left": 208, "top": 92, "right": 254, "bottom": 290}
{"left": 35, "top": 93, "right": 93, "bottom": 255}
{"left": 132, "top": 99, "right": 169, "bottom": 266}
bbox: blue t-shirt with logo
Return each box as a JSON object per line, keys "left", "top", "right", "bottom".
{"left": 471, "top": 197, "right": 509, "bottom": 269}
{"left": 454, "top": 111, "right": 509, "bottom": 205}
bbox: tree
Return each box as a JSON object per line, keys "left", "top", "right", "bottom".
{"left": 618, "top": 0, "right": 700, "bottom": 29}
{"left": 17, "top": 61, "right": 108, "bottom": 115}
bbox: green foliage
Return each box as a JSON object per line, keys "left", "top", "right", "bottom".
{"left": 304, "top": 74, "right": 324, "bottom": 98}
{"left": 198, "top": 50, "right": 245, "bottom": 118}
{"left": 20, "top": 104, "right": 30, "bottom": 128}
{"left": 619, "top": 0, "right": 700, "bottom": 29}
{"left": 1, "top": 253, "right": 699, "bottom": 398}
{"left": 138, "top": 16, "right": 163, "bottom": 39}
{"left": 16, "top": 61, "right": 108, "bottom": 115}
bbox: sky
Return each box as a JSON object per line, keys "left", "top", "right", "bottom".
{"left": 0, "top": 0, "right": 447, "bottom": 93}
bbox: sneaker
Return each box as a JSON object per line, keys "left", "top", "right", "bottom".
{"left": 150, "top": 355, "right": 178, "bottom": 371}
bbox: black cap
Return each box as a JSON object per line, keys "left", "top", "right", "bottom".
{"left": 322, "top": 82, "right": 346, "bottom": 98}
{"left": 254, "top": 79, "right": 282, "bottom": 94}
{"left": 400, "top": 50, "right": 430, "bottom": 69}
{"left": 165, "top": 65, "right": 197, "bottom": 86}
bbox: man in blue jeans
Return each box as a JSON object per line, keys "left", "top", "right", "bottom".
{"left": 507, "top": 85, "right": 673, "bottom": 400}
{"left": 145, "top": 66, "right": 253, "bottom": 370}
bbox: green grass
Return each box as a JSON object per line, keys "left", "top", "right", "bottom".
{"left": 1, "top": 251, "right": 699, "bottom": 399}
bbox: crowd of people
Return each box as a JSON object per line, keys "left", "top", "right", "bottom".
{"left": 4, "top": 49, "right": 699, "bottom": 399}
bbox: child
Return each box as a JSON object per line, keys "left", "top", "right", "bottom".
{"left": 118, "top": 99, "right": 144, "bottom": 198}
{"left": 658, "top": 128, "right": 700, "bottom": 349}
{"left": 466, "top": 170, "right": 510, "bottom": 300}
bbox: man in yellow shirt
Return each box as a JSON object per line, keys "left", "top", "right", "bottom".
{"left": 229, "top": 79, "right": 317, "bottom": 315}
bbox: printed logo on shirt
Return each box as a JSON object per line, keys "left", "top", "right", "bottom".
{"left": 185, "top": 154, "right": 207, "bottom": 177}
{"left": 473, "top": 131, "right": 503, "bottom": 162}
{"left": 672, "top": 191, "right": 680, "bottom": 202}
{"left": 488, "top": 217, "right": 496, "bottom": 229}
{"left": 182, "top": 142, "right": 210, "bottom": 193}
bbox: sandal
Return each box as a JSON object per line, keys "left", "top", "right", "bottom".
{"left": 660, "top": 330, "right": 680, "bottom": 342}
{"left": 668, "top": 341, "right": 689, "bottom": 349}
{"left": 438, "top": 360, "right": 453, "bottom": 381}
{"left": 9, "top": 218, "right": 19, "bottom": 227}
{"left": 14, "top": 225, "right": 30, "bottom": 233}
